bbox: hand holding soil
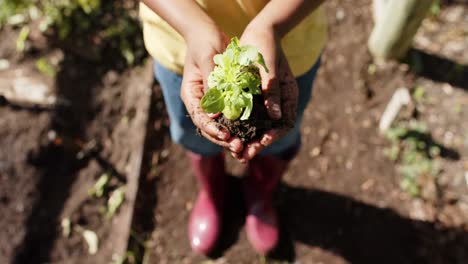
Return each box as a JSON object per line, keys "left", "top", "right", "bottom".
{"left": 182, "top": 22, "right": 298, "bottom": 162}
{"left": 237, "top": 26, "right": 298, "bottom": 161}
{"left": 195, "top": 26, "right": 298, "bottom": 162}
{"left": 180, "top": 28, "right": 244, "bottom": 155}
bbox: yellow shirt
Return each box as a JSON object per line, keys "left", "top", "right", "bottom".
{"left": 140, "top": 0, "right": 327, "bottom": 77}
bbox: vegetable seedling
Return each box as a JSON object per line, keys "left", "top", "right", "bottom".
{"left": 201, "top": 37, "right": 268, "bottom": 121}
{"left": 106, "top": 186, "right": 125, "bottom": 219}
{"left": 200, "top": 37, "right": 282, "bottom": 143}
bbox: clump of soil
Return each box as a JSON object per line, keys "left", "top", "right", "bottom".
{"left": 216, "top": 95, "right": 284, "bottom": 142}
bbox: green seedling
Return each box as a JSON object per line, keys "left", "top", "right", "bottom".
{"left": 16, "top": 25, "right": 30, "bottom": 52}
{"left": 201, "top": 37, "right": 268, "bottom": 120}
{"left": 384, "top": 121, "right": 441, "bottom": 197}
{"left": 88, "top": 173, "right": 110, "bottom": 198}
{"left": 77, "top": 0, "right": 100, "bottom": 14}
{"left": 412, "top": 86, "right": 425, "bottom": 103}
{"left": 429, "top": 0, "right": 441, "bottom": 17}
{"left": 35, "top": 58, "right": 56, "bottom": 77}
{"left": 367, "top": 63, "right": 377, "bottom": 75}
{"left": 106, "top": 186, "right": 125, "bottom": 219}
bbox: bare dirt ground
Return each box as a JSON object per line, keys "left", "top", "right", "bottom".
{"left": 0, "top": 35, "right": 152, "bottom": 263}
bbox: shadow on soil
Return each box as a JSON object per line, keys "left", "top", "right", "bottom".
{"left": 402, "top": 129, "right": 461, "bottom": 161}
{"left": 213, "top": 176, "right": 468, "bottom": 264}
{"left": 276, "top": 184, "right": 468, "bottom": 264}
{"left": 128, "top": 83, "right": 166, "bottom": 260}
{"left": 443, "top": 0, "right": 468, "bottom": 6}
{"left": 11, "top": 54, "right": 117, "bottom": 263}
{"left": 0, "top": 97, "right": 55, "bottom": 112}
{"left": 404, "top": 48, "right": 468, "bottom": 91}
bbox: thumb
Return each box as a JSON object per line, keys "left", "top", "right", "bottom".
{"left": 199, "top": 33, "right": 229, "bottom": 93}
{"left": 199, "top": 58, "right": 215, "bottom": 93}
{"left": 261, "top": 66, "right": 282, "bottom": 120}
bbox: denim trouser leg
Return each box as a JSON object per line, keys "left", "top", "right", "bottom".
{"left": 154, "top": 63, "right": 223, "bottom": 156}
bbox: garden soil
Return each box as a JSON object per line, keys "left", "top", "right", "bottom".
{"left": 217, "top": 95, "right": 282, "bottom": 143}
{"left": 0, "top": 45, "right": 152, "bottom": 262}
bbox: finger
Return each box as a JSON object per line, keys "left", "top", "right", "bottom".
{"left": 199, "top": 56, "right": 216, "bottom": 93}
{"left": 200, "top": 130, "right": 244, "bottom": 153}
{"left": 185, "top": 95, "right": 230, "bottom": 140}
{"left": 259, "top": 129, "right": 284, "bottom": 147}
{"left": 230, "top": 151, "right": 246, "bottom": 163}
{"left": 195, "top": 113, "right": 230, "bottom": 140}
{"left": 242, "top": 126, "right": 291, "bottom": 161}
{"left": 242, "top": 141, "right": 264, "bottom": 161}
{"left": 262, "top": 74, "right": 282, "bottom": 120}
{"left": 259, "top": 50, "right": 283, "bottom": 120}
{"left": 228, "top": 137, "right": 244, "bottom": 153}
{"left": 199, "top": 36, "right": 229, "bottom": 93}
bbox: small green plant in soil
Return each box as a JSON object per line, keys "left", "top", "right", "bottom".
{"left": 201, "top": 37, "right": 282, "bottom": 142}
{"left": 429, "top": 0, "right": 441, "bottom": 17}
{"left": 35, "top": 57, "right": 56, "bottom": 77}
{"left": 384, "top": 120, "right": 441, "bottom": 197}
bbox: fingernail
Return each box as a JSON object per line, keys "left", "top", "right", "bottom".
{"left": 272, "top": 104, "right": 282, "bottom": 119}
{"left": 261, "top": 135, "right": 272, "bottom": 146}
{"left": 218, "top": 133, "right": 226, "bottom": 140}
{"left": 229, "top": 142, "right": 238, "bottom": 152}
{"left": 247, "top": 144, "right": 258, "bottom": 159}
{"left": 218, "top": 129, "right": 228, "bottom": 140}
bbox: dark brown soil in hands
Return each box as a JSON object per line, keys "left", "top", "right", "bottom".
{"left": 216, "top": 95, "right": 283, "bottom": 143}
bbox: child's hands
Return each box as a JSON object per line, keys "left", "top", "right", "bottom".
{"left": 181, "top": 26, "right": 244, "bottom": 155}
{"left": 238, "top": 24, "right": 299, "bottom": 161}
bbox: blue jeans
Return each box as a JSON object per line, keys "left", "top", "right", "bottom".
{"left": 154, "top": 58, "right": 320, "bottom": 159}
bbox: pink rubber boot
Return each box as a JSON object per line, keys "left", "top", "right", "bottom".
{"left": 187, "top": 152, "right": 226, "bottom": 254}
{"left": 244, "top": 155, "right": 288, "bottom": 255}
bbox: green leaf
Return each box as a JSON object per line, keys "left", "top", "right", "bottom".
{"left": 35, "top": 58, "right": 56, "bottom": 77}
{"left": 106, "top": 186, "right": 125, "bottom": 219}
{"left": 228, "top": 37, "right": 240, "bottom": 50}
{"left": 200, "top": 37, "right": 267, "bottom": 120}
{"left": 412, "top": 86, "right": 425, "bottom": 103}
{"left": 237, "top": 70, "right": 261, "bottom": 94}
{"left": 16, "top": 25, "right": 30, "bottom": 52}
{"left": 213, "top": 54, "right": 223, "bottom": 66}
{"left": 223, "top": 48, "right": 236, "bottom": 66}
{"left": 88, "top": 173, "right": 110, "bottom": 198}
{"left": 223, "top": 103, "right": 242, "bottom": 120}
{"left": 238, "top": 45, "right": 258, "bottom": 66}
{"left": 78, "top": 0, "right": 100, "bottom": 14}
{"left": 207, "top": 73, "right": 218, "bottom": 89}
{"left": 240, "top": 93, "right": 253, "bottom": 120}
{"left": 257, "top": 52, "right": 269, "bottom": 73}
{"left": 201, "top": 88, "right": 225, "bottom": 113}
